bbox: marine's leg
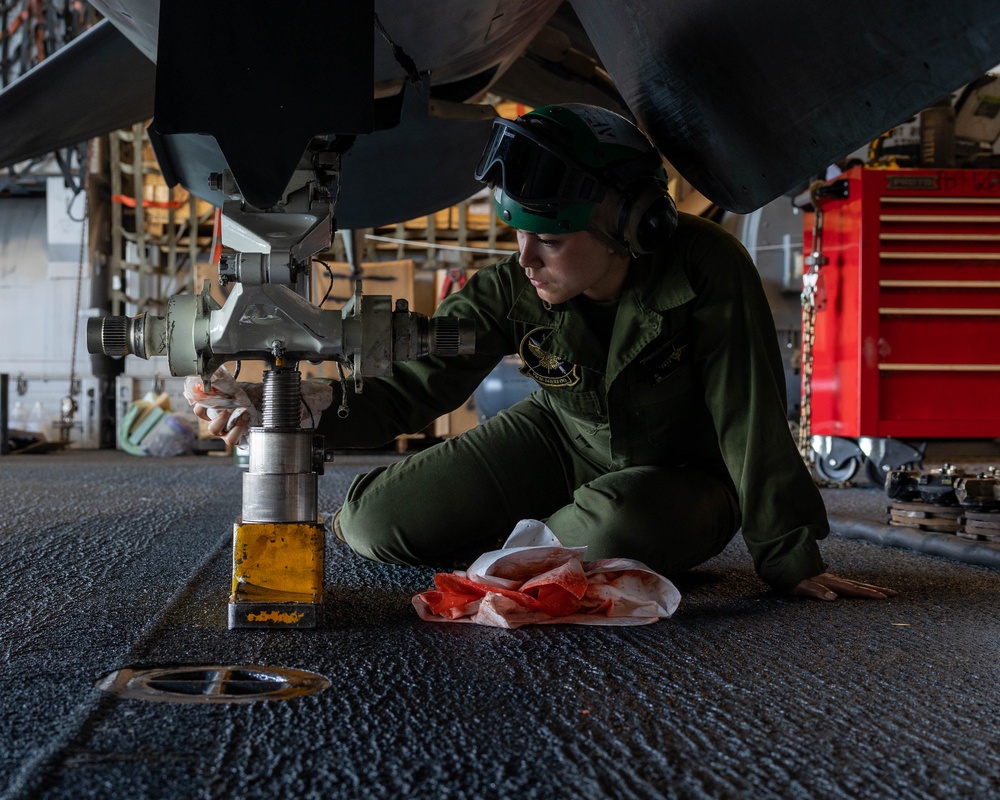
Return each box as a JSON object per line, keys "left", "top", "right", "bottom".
{"left": 543, "top": 465, "right": 740, "bottom": 575}
{"left": 338, "top": 399, "right": 597, "bottom": 567}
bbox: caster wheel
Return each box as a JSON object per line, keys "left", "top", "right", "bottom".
{"left": 814, "top": 455, "right": 860, "bottom": 483}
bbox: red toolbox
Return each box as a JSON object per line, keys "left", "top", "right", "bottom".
{"left": 803, "top": 166, "right": 1000, "bottom": 441}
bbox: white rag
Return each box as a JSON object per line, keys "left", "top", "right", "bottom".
{"left": 183, "top": 365, "right": 333, "bottom": 445}
{"left": 412, "top": 520, "right": 681, "bottom": 629}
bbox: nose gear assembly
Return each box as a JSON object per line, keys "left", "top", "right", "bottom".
{"left": 88, "top": 156, "right": 474, "bottom": 629}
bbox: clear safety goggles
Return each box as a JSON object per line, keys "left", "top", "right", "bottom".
{"left": 474, "top": 117, "right": 606, "bottom": 207}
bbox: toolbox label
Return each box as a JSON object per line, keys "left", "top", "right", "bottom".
{"left": 885, "top": 171, "right": 1000, "bottom": 194}
{"left": 886, "top": 176, "right": 938, "bottom": 190}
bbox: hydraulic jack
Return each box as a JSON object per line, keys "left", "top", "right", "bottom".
{"left": 229, "top": 366, "right": 326, "bottom": 628}
{"left": 86, "top": 158, "right": 473, "bottom": 630}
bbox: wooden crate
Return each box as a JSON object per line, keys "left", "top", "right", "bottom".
{"left": 312, "top": 258, "right": 426, "bottom": 313}
{"left": 141, "top": 174, "right": 215, "bottom": 235}
{"left": 433, "top": 396, "right": 479, "bottom": 439}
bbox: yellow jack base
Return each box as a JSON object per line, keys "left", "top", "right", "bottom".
{"left": 229, "top": 517, "right": 325, "bottom": 630}
{"left": 228, "top": 601, "right": 320, "bottom": 629}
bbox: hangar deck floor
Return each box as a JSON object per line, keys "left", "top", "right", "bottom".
{"left": 1, "top": 449, "right": 998, "bottom": 800}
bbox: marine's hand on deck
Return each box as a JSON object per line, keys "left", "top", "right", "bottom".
{"left": 791, "top": 572, "right": 898, "bottom": 601}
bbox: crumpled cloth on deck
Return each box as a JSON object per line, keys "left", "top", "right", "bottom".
{"left": 412, "top": 520, "right": 681, "bottom": 628}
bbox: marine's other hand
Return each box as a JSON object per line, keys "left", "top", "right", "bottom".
{"left": 790, "top": 572, "right": 897, "bottom": 601}
{"left": 185, "top": 367, "right": 334, "bottom": 448}
{"left": 191, "top": 404, "right": 252, "bottom": 447}
{"left": 183, "top": 366, "right": 263, "bottom": 448}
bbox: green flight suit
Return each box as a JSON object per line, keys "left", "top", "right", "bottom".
{"left": 324, "top": 213, "right": 829, "bottom": 592}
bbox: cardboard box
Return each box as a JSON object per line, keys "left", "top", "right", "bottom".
{"left": 433, "top": 396, "right": 479, "bottom": 439}
{"left": 312, "top": 259, "right": 422, "bottom": 313}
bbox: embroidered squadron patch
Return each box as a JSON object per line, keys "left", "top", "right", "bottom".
{"left": 518, "top": 328, "right": 580, "bottom": 387}
{"left": 639, "top": 332, "right": 689, "bottom": 385}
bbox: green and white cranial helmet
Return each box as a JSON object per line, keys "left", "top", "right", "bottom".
{"left": 473, "top": 103, "right": 676, "bottom": 255}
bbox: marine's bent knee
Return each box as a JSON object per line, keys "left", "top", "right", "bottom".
{"left": 337, "top": 501, "right": 415, "bottom": 566}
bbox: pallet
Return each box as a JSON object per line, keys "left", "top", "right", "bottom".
{"left": 958, "top": 511, "right": 1000, "bottom": 542}
{"left": 886, "top": 501, "right": 962, "bottom": 533}
{"left": 886, "top": 500, "right": 1000, "bottom": 540}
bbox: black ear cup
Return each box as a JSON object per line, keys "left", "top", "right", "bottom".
{"left": 619, "top": 182, "right": 679, "bottom": 256}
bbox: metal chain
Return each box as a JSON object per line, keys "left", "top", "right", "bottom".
{"left": 797, "top": 263, "right": 818, "bottom": 461}
{"left": 797, "top": 184, "right": 828, "bottom": 466}
{"left": 65, "top": 139, "right": 90, "bottom": 434}
{"left": 799, "top": 265, "right": 854, "bottom": 488}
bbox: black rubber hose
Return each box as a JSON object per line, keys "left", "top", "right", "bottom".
{"left": 829, "top": 514, "right": 1000, "bottom": 569}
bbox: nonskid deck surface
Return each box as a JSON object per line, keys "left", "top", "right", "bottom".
{"left": 2, "top": 450, "right": 998, "bottom": 800}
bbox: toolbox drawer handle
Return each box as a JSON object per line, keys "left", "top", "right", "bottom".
{"left": 880, "top": 251, "right": 1000, "bottom": 260}
{"left": 879, "top": 307, "right": 1000, "bottom": 316}
{"left": 879, "top": 363, "right": 1000, "bottom": 371}
{"left": 880, "top": 280, "right": 1000, "bottom": 288}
